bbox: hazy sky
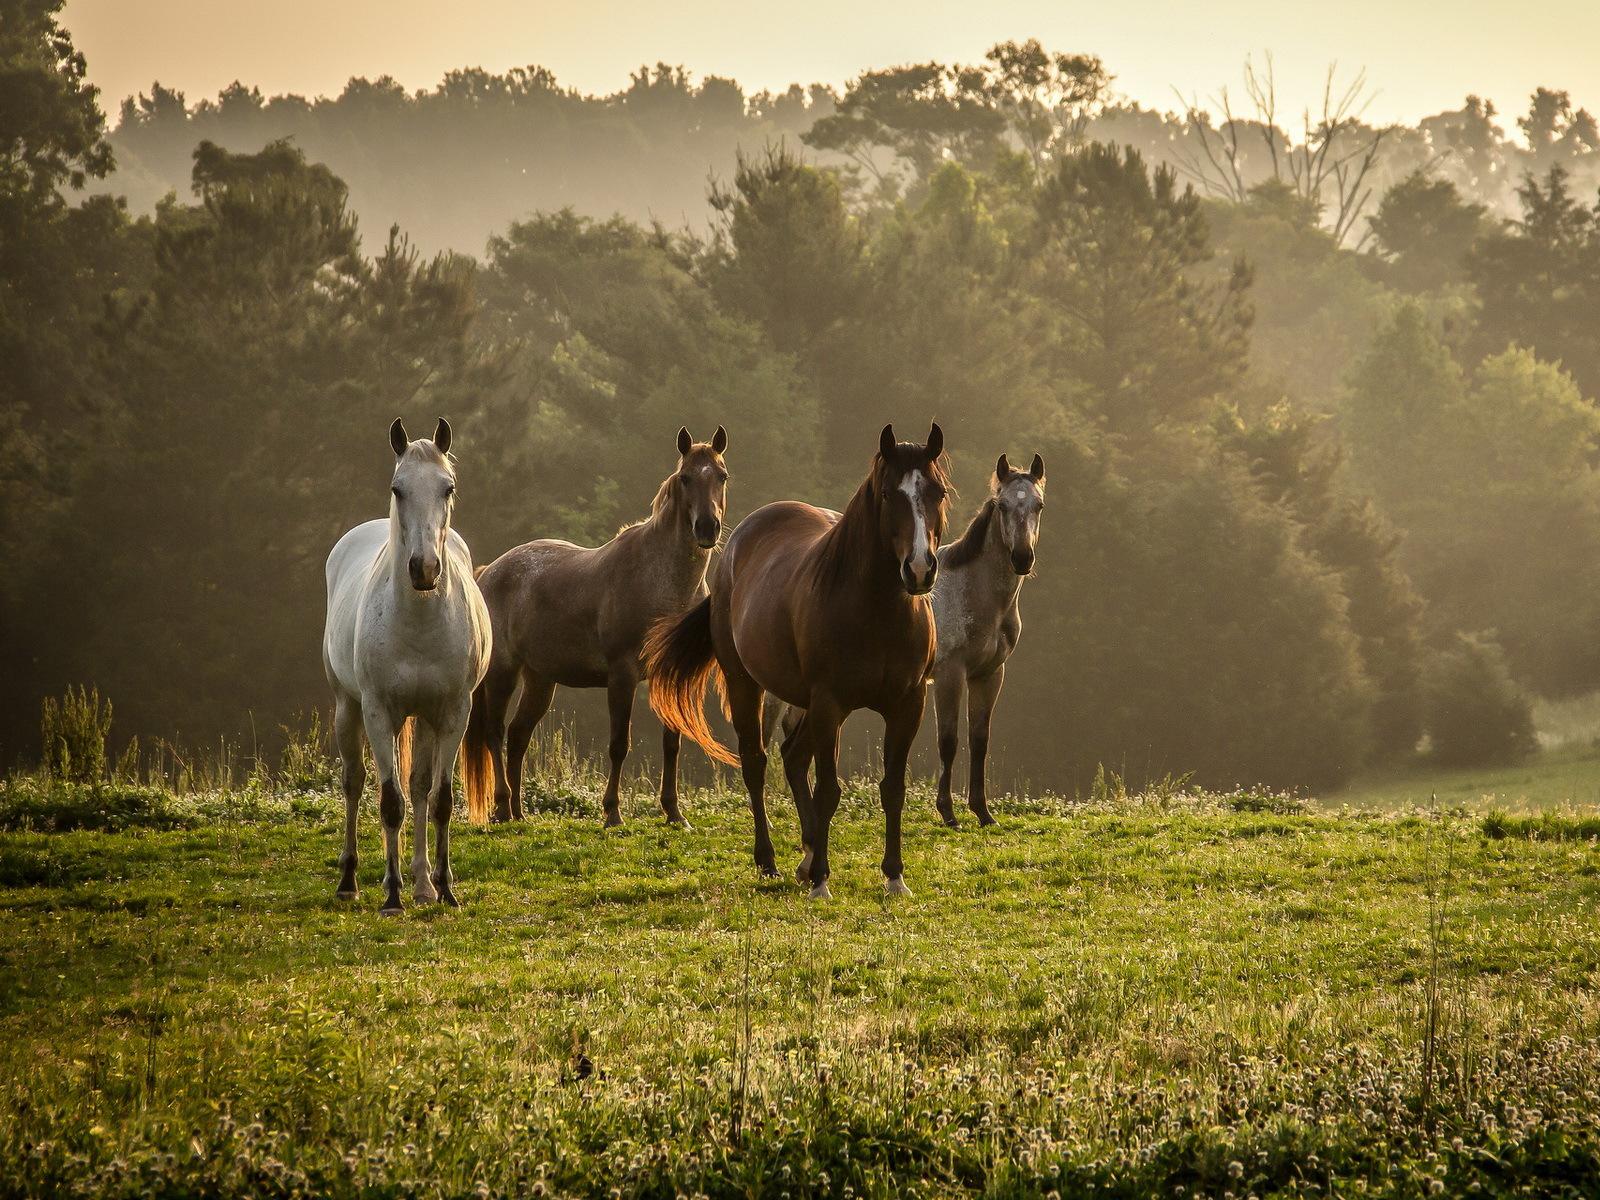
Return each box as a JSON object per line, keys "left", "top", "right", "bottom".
{"left": 67, "top": 0, "right": 1599, "bottom": 133}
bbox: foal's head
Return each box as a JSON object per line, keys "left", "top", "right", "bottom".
{"left": 875, "top": 422, "right": 950, "bottom": 596}
{"left": 388, "top": 417, "right": 457, "bottom": 592}
{"left": 992, "top": 452, "right": 1046, "bottom": 576}
{"left": 669, "top": 425, "right": 729, "bottom": 549}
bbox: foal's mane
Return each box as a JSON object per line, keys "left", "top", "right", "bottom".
{"left": 941, "top": 496, "right": 997, "bottom": 568}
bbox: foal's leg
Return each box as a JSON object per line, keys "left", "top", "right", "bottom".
{"left": 881, "top": 689, "right": 927, "bottom": 896}
{"left": 408, "top": 720, "right": 439, "bottom": 903}
{"left": 333, "top": 696, "right": 365, "bottom": 899}
{"left": 362, "top": 707, "right": 406, "bottom": 916}
{"left": 965, "top": 666, "right": 1004, "bottom": 827}
{"left": 658, "top": 725, "right": 689, "bottom": 827}
{"left": 432, "top": 700, "right": 470, "bottom": 907}
{"left": 723, "top": 669, "right": 775, "bottom": 877}
{"left": 806, "top": 700, "right": 844, "bottom": 899}
{"left": 601, "top": 664, "right": 639, "bottom": 828}
{"left": 932, "top": 664, "right": 966, "bottom": 828}
{"left": 505, "top": 674, "right": 555, "bottom": 821}
{"left": 779, "top": 709, "right": 817, "bottom": 883}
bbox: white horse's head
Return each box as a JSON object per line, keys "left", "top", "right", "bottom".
{"left": 388, "top": 417, "right": 457, "bottom": 592}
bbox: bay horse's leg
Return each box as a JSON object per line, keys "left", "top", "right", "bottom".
{"left": 601, "top": 665, "right": 639, "bottom": 828}
{"left": 965, "top": 666, "right": 1004, "bottom": 827}
{"left": 932, "top": 664, "right": 966, "bottom": 828}
{"left": 779, "top": 708, "right": 817, "bottom": 883}
{"left": 806, "top": 701, "right": 844, "bottom": 899}
{"left": 362, "top": 707, "right": 406, "bottom": 916}
{"left": 408, "top": 720, "right": 439, "bottom": 903}
{"left": 432, "top": 700, "right": 469, "bottom": 908}
{"left": 658, "top": 725, "right": 689, "bottom": 828}
{"left": 333, "top": 696, "right": 365, "bottom": 899}
{"left": 724, "top": 669, "right": 776, "bottom": 877}
{"left": 881, "top": 688, "right": 927, "bottom": 896}
{"left": 479, "top": 664, "right": 519, "bottom": 823}
{"left": 505, "top": 673, "right": 555, "bottom": 821}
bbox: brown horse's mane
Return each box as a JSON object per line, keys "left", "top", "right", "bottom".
{"left": 941, "top": 495, "right": 998, "bottom": 568}
{"left": 816, "top": 450, "right": 952, "bottom": 585}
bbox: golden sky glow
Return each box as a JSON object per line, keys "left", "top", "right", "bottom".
{"left": 67, "top": 0, "right": 1599, "bottom": 133}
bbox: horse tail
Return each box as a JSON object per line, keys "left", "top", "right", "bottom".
{"left": 395, "top": 717, "right": 415, "bottom": 789}
{"left": 645, "top": 597, "right": 739, "bottom": 767}
{"left": 461, "top": 679, "right": 496, "bottom": 824}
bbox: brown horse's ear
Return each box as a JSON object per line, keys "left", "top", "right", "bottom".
{"left": 433, "top": 417, "right": 452, "bottom": 455}
{"left": 389, "top": 418, "right": 408, "bottom": 457}
{"left": 879, "top": 424, "right": 896, "bottom": 460}
{"left": 1030, "top": 453, "right": 1045, "bottom": 482}
{"left": 926, "top": 421, "right": 944, "bottom": 460}
{"left": 995, "top": 453, "right": 1011, "bottom": 481}
{"left": 711, "top": 425, "right": 727, "bottom": 454}
{"left": 677, "top": 426, "right": 692, "bottom": 456}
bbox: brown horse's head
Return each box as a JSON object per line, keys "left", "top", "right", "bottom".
{"left": 670, "top": 425, "right": 729, "bottom": 549}
{"left": 992, "top": 452, "right": 1046, "bottom": 576}
{"left": 874, "top": 422, "right": 950, "bottom": 595}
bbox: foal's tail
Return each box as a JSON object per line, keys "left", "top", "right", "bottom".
{"left": 645, "top": 597, "right": 739, "bottom": 767}
{"left": 460, "top": 678, "right": 496, "bottom": 824}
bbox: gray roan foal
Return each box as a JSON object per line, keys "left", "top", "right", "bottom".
{"left": 463, "top": 426, "right": 728, "bottom": 827}
{"left": 930, "top": 452, "right": 1044, "bottom": 826}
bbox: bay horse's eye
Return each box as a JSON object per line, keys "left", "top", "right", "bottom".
{"left": 678, "top": 473, "right": 691, "bottom": 486}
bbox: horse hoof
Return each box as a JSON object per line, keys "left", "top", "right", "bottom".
{"left": 795, "top": 851, "right": 814, "bottom": 884}
{"left": 414, "top": 887, "right": 439, "bottom": 905}
{"left": 808, "top": 882, "right": 832, "bottom": 900}
{"left": 602, "top": 813, "right": 623, "bottom": 830}
{"left": 335, "top": 888, "right": 358, "bottom": 901}
{"left": 884, "top": 876, "right": 912, "bottom": 897}
{"left": 666, "top": 816, "right": 693, "bottom": 831}
{"left": 379, "top": 900, "right": 404, "bottom": 917}
{"left": 437, "top": 887, "right": 460, "bottom": 908}
{"left": 940, "top": 813, "right": 959, "bottom": 829}
{"left": 758, "top": 864, "right": 781, "bottom": 879}
{"left": 973, "top": 812, "right": 997, "bottom": 828}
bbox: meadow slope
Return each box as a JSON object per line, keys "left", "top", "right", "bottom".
{"left": 2, "top": 768, "right": 1599, "bottom": 1198}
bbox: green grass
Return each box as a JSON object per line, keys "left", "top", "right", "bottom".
{"left": 3, "top": 766, "right": 1600, "bottom": 1198}
{"left": 1329, "top": 743, "right": 1600, "bottom": 813}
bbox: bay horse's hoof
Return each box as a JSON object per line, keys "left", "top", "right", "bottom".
{"left": 666, "top": 815, "right": 693, "bottom": 831}
{"left": 379, "top": 900, "right": 404, "bottom": 917}
{"left": 436, "top": 886, "right": 460, "bottom": 908}
{"left": 939, "top": 812, "right": 960, "bottom": 829}
{"left": 335, "top": 887, "right": 358, "bottom": 901}
{"left": 972, "top": 810, "right": 997, "bottom": 828}
{"left": 602, "top": 812, "right": 623, "bottom": 829}
{"left": 757, "top": 864, "right": 782, "bottom": 879}
{"left": 884, "top": 876, "right": 912, "bottom": 897}
{"left": 808, "top": 881, "right": 832, "bottom": 900}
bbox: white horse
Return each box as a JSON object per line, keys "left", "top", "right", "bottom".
{"left": 322, "top": 417, "right": 492, "bottom": 914}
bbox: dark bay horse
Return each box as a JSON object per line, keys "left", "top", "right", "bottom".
{"left": 931, "top": 453, "right": 1045, "bottom": 826}
{"left": 462, "top": 427, "right": 728, "bottom": 827}
{"left": 647, "top": 424, "right": 950, "bottom": 897}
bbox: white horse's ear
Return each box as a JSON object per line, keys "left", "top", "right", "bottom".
{"left": 926, "top": 421, "right": 944, "bottom": 459}
{"left": 433, "top": 417, "right": 452, "bottom": 455}
{"left": 677, "top": 426, "right": 692, "bottom": 456}
{"left": 1030, "top": 453, "right": 1045, "bottom": 482}
{"left": 996, "top": 453, "right": 1011, "bottom": 481}
{"left": 879, "top": 424, "right": 896, "bottom": 460}
{"left": 711, "top": 425, "right": 727, "bottom": 454}
{"left": 389, "top": 418, "right": 408, "bottom": 457}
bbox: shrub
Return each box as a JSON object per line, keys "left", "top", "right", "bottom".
{"left": 39, "top": 686, "right": 112, "bottom": 783}
{"left": 1424, "top": 633, "right": 1537, "bottom": 766}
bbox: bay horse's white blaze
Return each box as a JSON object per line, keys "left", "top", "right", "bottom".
{"left": 898, "top": 468, "right": 938, "bottom": 594}
{"left": 322, "top": 417, "right": 491, "bottom": 914}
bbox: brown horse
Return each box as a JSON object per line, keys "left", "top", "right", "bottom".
{"left": 462, "top": 426, "right": 728, "bottom": 827}
{"left": 647, "top": 423, "right": 950, "bottom": 897}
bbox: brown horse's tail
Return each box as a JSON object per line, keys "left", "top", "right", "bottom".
{"left": 460, "top": 677, "right": 497, "bottom": 824}
{"left": 395, "top": 716, "right": 415, "bottom": 789}
{"left": 645, "top": 597, "right": 739, "bottom": 766}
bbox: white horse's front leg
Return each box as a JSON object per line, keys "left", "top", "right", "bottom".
{"left": 408, "top": 720, "right": 439, "bottom": 903}
{"left": 363, "top": 707, "right": 407, "bottom": 916}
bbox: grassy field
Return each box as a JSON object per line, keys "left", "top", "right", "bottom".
{"left": 3, "top": 752, "right": 1600, "bottom": 1198}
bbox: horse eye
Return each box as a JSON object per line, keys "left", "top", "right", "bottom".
{"left": 678, "top": 474, "right": 690, "bottom": 485}
{"left": 445, "top": 484, "right": 456, "bottom": 497}
{"left": 391, "top": 486, "right": 402, "bottom": 499}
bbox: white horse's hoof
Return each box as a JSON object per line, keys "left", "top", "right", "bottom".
{"left": 796, "top": 849, "right": 815, "bottom": 884}
{"left": 808, "top": 881, "right": 832, "bottom": 900}
{"left": 884, "top": 876, "right": 912, "bottom": 897}
{"left": 414, "top": 884, "right": 439, "bottom": 904}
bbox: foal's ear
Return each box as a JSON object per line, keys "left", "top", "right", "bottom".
{"left": 879, "top": 424, "right": 897, "bottom": 460}
{"left": 711, "top": 425, "right": 727, "bottom": 454}
{"left": 926, "top": 421, "right": 944, "bottom": 460}
{"left": 995, "top": 453, "right": 1011, "bottom": 481}
{"left": 1030, "top": 453, "right": 1045, "bottom": 482}
{"left": 432, "top": 417, "right": 452, "bottom": 455}
{"left": 389, "top": 418, "right": 408, "bottom": 457}
{"left": 677, "top": 426, "right": 693, "bottom": 456}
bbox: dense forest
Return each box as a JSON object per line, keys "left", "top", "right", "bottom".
{"left": 6, "top": 0, "right": 1600, "bottom": 791}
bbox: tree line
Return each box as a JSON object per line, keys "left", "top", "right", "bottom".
{"left": 5, "top": 0, "right": 1598, "bottom": 791}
